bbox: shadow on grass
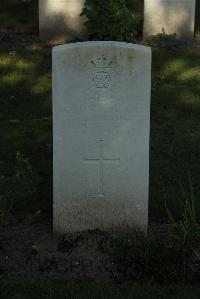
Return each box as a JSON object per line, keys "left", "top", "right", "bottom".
{"left": 0, "top": 48, "right": 199, "bottom": 223}
{"left": 150, "top": 49, "right": 200, "bottom": 222}
{"left": 1, "top": 0, "right": 38, "bottom": 32}
{"left": 0, "top": 49, "right": 52, "bottom": 219}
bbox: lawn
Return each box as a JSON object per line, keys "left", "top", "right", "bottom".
{"left": 0, "top": 48, "right": 199, "bottom": 224}
{"left": 0, "top": 49, "right": 52, "bottom": 223}
{"left": 150, "top": 49, "right": 200, "bottom": 221}
{"left": 1, "top": 0, "right": 38, "bottom": 32}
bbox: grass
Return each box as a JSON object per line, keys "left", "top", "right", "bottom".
{"left": 0, "top": 49, "right": 52, "bottom": 220}
{"left": 150, "top": 49, "right": 200, "bottom": 221}
{"left": 0, "top": 48, "right": 199, "bottom": 223}
{"left": 0, "top": 2, "right": 199, "bottom": 294}
{"left": 1, "top": 282, "right": 200, "bottom": 299}
{"left": 1, "top": 0, "right": 38, "bottom": 32}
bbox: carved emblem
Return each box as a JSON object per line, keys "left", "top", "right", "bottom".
{"left": 94, "top": 72, "right": 111, "bottom": 88}
{"left": 91, "top": 56, "right": 112, "bottom": 89}
{"left": 91, "top": 56, "right": 113, "bottom": 69}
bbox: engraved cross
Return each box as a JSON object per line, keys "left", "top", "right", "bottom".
{"left": 83, "top": 139, "right": 120, "bottom": 198}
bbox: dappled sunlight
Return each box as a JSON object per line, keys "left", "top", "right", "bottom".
{"left": 160, "top": 55, "right": 200, "bottom": 87}
{"left": 0, "top": 56, "right": 14, "bottom": 67}
{"left": 0, "top": 49, "right": 52, "bottom": 222}
{"left": 0, "top": 55, "right": 36, "bottom": 86}
{"left": 163, "top": 59, "right": 188, "bottom": 75}
{"left": 181, "top": 94, "right": 200, "bottom": 106}
{"left": 0, "top": 47, "right": 199, "bottom": 224}
{"left": 178, "top": 68, "right": 200, "bottom": 82}
{"left": 0, "top": 50, "right": 52, "bottom": 118}
{"left": 170, "top": 90, "right": 200, "bottom": 110}
{"left": 15, "top": 60, "right": 35, "bottom": 71}
{"left": 31, "top": 75, "right": 51, "bottom": 95}
{"left": 1, "top": 72, "right": 25, "bottom": 85}
{"left": 0, "top": 56, "right": 35, "bottom": 72}
{"left": 150, "top": 49, "right": 200, "bottom": 220}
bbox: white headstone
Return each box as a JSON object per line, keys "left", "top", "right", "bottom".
{"left": 53, "top": 42, "right": 151, "bottom": 236}
{"left": 144, "top": 0, "right": 196, "bottom": 39}
{"left": 39, "top": 0, "right": 86, "bottom": 41}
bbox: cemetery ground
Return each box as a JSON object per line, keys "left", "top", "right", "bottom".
{"left": 1, "top": 0, "right": 38, "bottom": 33}
{"left": 1, "top": 2, "right": 200, "bottom": 298}
{"left": 0, "top": 43, "right": 200, "bottom": 298}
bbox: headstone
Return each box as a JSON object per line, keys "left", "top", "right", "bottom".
{"left": 53, "top": 42, "right": 151, "bottom": 236}
{"left": 144, "top": 0, "right": 196, "bottom": 39}
{"left": 39, "top": 0, "right": 86, "bottom": 41}
{"left": 195, "top": 0, "right": 200, "bottom": 38}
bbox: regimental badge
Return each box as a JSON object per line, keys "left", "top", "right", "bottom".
{"left": 91, "top": 56, "right": 113, "bottom": 89}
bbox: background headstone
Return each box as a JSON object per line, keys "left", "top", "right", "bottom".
{"left": 53, "top": 42, "right": 151, "bottom": 236}
{"left": 195, "top": 0, "right": 200, "bottom": 38}
{"left": 39, "top": 0, "right": 86, "bottom": 41}
{"left": 144, "top": 0, "right": 196, "bottom": 39}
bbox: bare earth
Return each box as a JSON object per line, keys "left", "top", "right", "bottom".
{"left": 0, "top": 217, "right": 117, "bottom": 282}
{"left": 0, "top": 214, "right": 169, "bottom": 282}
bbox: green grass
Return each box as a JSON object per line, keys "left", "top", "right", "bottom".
{"left": 0, "top": 48, "right": 199, "bottom": 223}
{"left": 1, "top": 0, "right": 38, "bottom": 32}
{"left": 1, "top": 282, "right": 200, "bottom": 299}
{"left": 0, "top": 49, "right": 52, "bottom": 219}
{"left": 150, "top": 49, "right": 200, "bottom": 221}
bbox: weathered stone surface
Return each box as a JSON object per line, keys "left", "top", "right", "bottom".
{"left": 53, "top": 42, "right": 151, "bottom": 236}
{"left": 144, "top": 0, "right": 196, "bottom": 39}
{"left": 39, "top": 0, "right": 86, "bottom": 41}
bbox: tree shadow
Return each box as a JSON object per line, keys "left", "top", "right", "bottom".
{"left": 149, "top": 49, "right": 200, "bottom": 222}
{"left": 0, "top": 49, "right": 52, "bottom": 216}
{"left": 0, "top": 0, "right": 38, "bottom": 32}
{"left": 0, "top": 48, "right": 199, "bottom": 224}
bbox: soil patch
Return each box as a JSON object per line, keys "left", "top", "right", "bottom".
{"left": 0, "top": 217, "right": 168, "bottom": 282}
{"left": 0, "top": 217, "right": 117, "bottom": 282}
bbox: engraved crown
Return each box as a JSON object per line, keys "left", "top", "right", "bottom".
{"left": 92, "top": 56, "right": 112, "bottom": 68}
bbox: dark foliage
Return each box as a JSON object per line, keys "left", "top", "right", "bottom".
{"left": 81, "top": 0, "right": 143, "bottom": 41}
